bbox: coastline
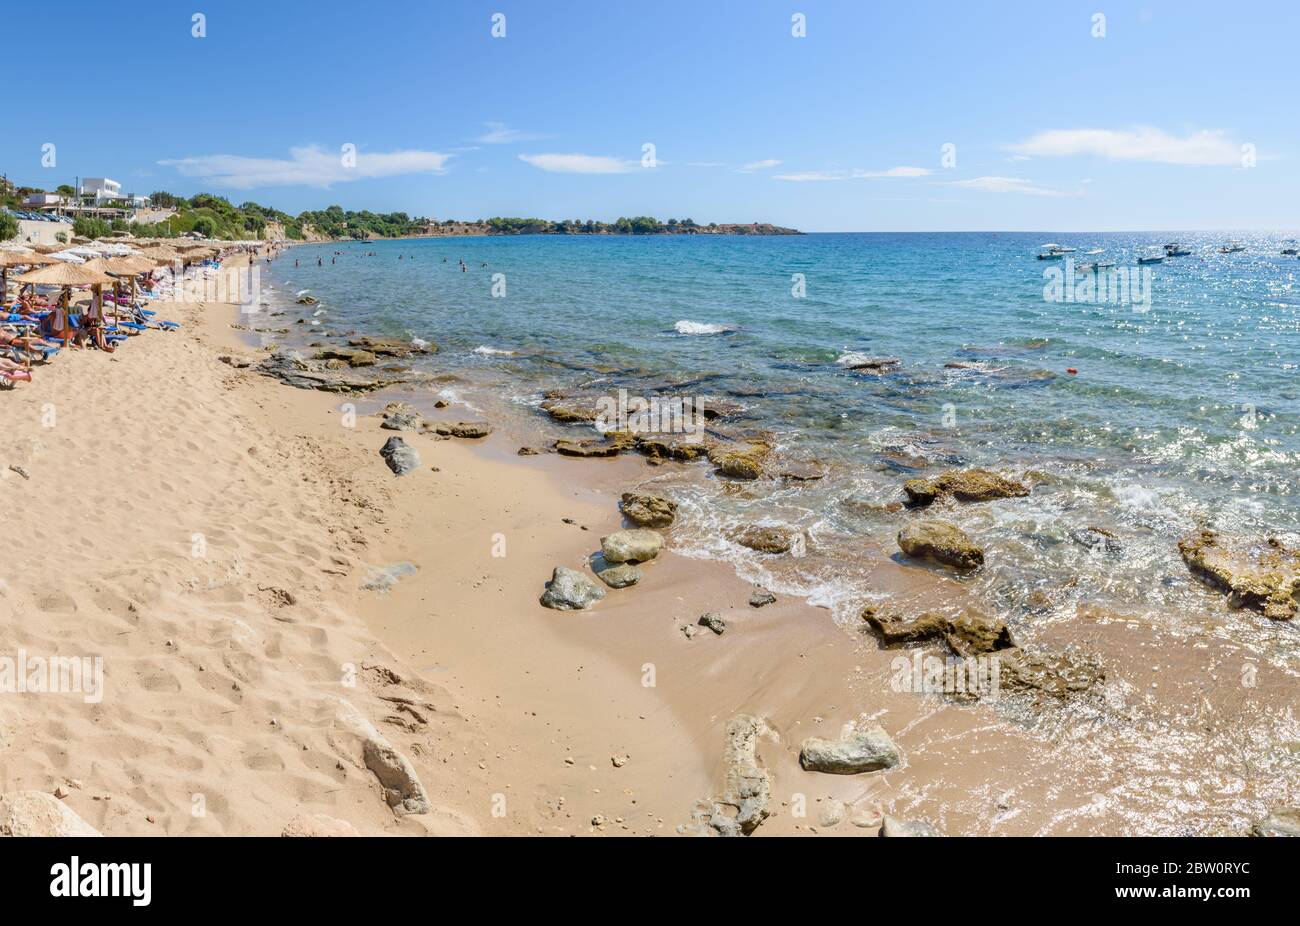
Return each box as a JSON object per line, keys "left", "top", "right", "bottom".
{"left": 2, "top": 253, "right": 1294, "bottom": 836}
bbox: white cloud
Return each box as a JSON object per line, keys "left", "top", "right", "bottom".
{"left": 738, "top": 159, "right": 782, "bottom": 172}
{"left": 1010, "top": 127, "right": 1245, "bottom": 166}
{"left": 773, "top": 166, "right": 931, "bottom": 182}
{"left": 951, "top": 176, "right": 1071, "bottom": 196}
{"left": 159, "top": 145, "right": 450, "bottom": 189}
{"left": 476, "top": 122, "right": 544, "bottom": 144}
{"left": 518, "top": 153, "right": 637, "bottom": 174}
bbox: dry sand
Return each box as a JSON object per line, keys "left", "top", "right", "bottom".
{"left": 1, "top": 264, "right": 1294, "bottom": 836}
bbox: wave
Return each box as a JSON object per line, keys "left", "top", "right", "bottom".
{"left": 472, "top": 345, "right": 515, "bottom": 356}
{"left": 675, "top": 320, "right": 733, "bottom": 335}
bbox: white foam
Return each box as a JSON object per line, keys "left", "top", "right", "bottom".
{"left": 675, "top": 320, "right": 732, "bottom": 335}
{"left": 835, "top": 350, "right": 872, "bottom": 367}
{"left": 472, "top": 345, "right": 515, "bottom": 356}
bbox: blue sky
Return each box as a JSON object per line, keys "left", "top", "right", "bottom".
{"left": 3, "top": 0, "right": 1296, "bottom": 231}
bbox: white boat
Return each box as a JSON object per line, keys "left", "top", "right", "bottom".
{"left": 1035, "top": 242, "right": 1074, "bottom": 260}
{"left": 1163, "top": 242, "right": 1192, "bottom": 256}
{"left": 1217, "top": 242, "right": 1246, "bottom": 253}
{"left": 1137, "top": 251, "right": 1165, "bottom": 265}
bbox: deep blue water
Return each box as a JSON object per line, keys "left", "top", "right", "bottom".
{"left": 260, "top": 232, "right": 1300, "bottom": 636}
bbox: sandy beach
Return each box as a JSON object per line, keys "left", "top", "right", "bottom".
{"left": 1, "top": 249, "right": 1292, "bottom": 838}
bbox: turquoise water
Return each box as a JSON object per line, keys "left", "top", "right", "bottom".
{"left": 262, "top": 232, "right": 1300, "bottom": 638}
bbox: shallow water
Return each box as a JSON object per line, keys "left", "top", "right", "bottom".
{"left": 259, "top": 232, "right": 1300, "bottom": 666}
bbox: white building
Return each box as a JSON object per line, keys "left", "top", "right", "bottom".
{"left": 23, "top": 193, "right": 65, "bottom": 207}
{"left": 80, "top": 177, "right": 123, "bottom": 203}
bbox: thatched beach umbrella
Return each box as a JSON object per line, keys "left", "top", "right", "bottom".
{"left": 15, "top": 261, "right": 117, "bottom": 287}
{"left": 0, "top": 249, "right": 59, "bottom": 302}
{"left": 83, "top": 257, "right": 156, "bottom": 318}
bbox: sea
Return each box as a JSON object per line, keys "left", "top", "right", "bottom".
{"left": 253, "top": 231, "right": 1300, "bottom": 665}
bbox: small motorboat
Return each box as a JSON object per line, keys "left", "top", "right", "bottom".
{"left": 1137, "top": 252, "right": 1165, "bottom": 265}
{"left": 1163, "top": 242, "right": 1192, "bottom": 256}
{"left": 1281, "top": 248, "right": 1297, "bottom": 256}
{"left": 1035, "top": 242, "right": 1074, "bottom": 260}
{"left": 1217, "top": 243, "right": 1246, "bottom": 253}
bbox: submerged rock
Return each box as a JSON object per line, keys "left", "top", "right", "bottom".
{"left": 635, "top": 435, "right": 714, "bottom": 462}
{"left": 996, "top": 648, "right": 1105, "bottom": 699}
{"left": 554, "top": 432, "right": 638, "bottom": 458}
{"left": 1178, "top": 530, "right": 1298, "bottom": 620}
{"left": 601, "top": 529, "right": 664, "bottom": 564}
{"left": 800, "top": 726, "right": 901, "bottom": 774}
{"left": 898, "top": 520, "right": 984, "bottom": 570}
{"left": 313, "top": 346, "right": 376, "bottom": 367}
{"left": 596, "top": 563, "right": 642, "bottom": 588}
{"left": 862, "top": 607, "right": 1015, "bottom": 655}
{"left": 708, "top": 439, "right": 771, "bottom": 480}
{"left": 620, "top": 492, "right": 677, "bottom": 528}
{"left": 879, "top": 816, "right": 939, "bottom": 837}
{"left": 903, "top": 468, "right": 1030, "bottom": 507}
{"left": 540, "top": 566, "right": 606, "bottom": 610}
{"left": 378, "top": 436, "right": 421, "bottom": 476}
{"left": 1070, "top": 525, "right": 1123, "bottom": 555}
{"left": 348, "top": 335, "right": 435, "bottom": 357}
{"left": 730, "top": 524, "right": 800, "bottom": 555}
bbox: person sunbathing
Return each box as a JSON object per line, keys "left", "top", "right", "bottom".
{"left": 82, "top": 291, "right": 115, "bottom": 353}
{"left": 42, "top": 302, "right": 80, "bottom": 349}
{"left": 0, "top": 356, "right": 33, "bottom": 381}
{"left": 1, "top": 327, "right": 59, "bottom": 358}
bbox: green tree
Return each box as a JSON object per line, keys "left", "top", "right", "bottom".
{"left": 0, "top": 211, "right": 18, "bottom": 241}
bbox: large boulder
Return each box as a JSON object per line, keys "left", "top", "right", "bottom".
{"left": 0, "top": 791, "right": 102, "bottom": 836}
{"left": 540, "top": 566, "right": 606, "bottom": 610}
{"left": 799, "top": 726, "right": 901, "bottom": 774}
{"left": 378, "top": 436, "right": 421, "bottom": 476}
{"left": 903, "top": 468, "right": 1029, "bottom": 507}
{"left": 898, "top": 520, "right": 984, "bottom": 570}
{"left": 1178, "top": 530, "right": 1298, "bottom": 620}
{"left": 620, "top": 492, "right": 677, "bottom": 528}
{"left": 601, "top": 529, "right": 664, "bottom": 564}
